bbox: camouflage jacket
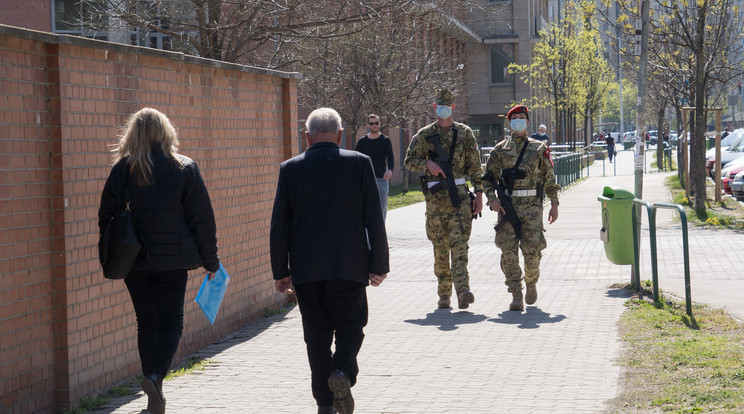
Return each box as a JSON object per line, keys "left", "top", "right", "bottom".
{"left": 403, "top": 121, "right": 483, "bottom": 193}
{"left": 482, "top": 135, "right": 561, "bottom": 206}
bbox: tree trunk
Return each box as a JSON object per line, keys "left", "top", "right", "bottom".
{"left": 656, "top": 99, "right": 666, "bottom": 171}
{"left": 692, "top": 5, "right": 708, "bottom": 216}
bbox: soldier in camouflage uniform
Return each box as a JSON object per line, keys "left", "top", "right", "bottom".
{"left": 482, "top": 104, "right": 560, "bottom": 311}
{"left": 403, "top": 88, "right": 484, "bottom": 309}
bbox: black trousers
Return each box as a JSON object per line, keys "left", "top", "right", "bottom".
{"left": 125, "top": 269, "right": 189, "bottom": 381}
{"left": 293, "top": 280, "right": 368, "bottom": 407}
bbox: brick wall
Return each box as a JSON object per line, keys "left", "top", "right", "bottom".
{"left": 0, "top": 24, "right": 300, "bottom": 414}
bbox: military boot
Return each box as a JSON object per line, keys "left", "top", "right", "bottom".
{"left": 525, "top": 284, "right": 538, "bottom": 305}
{"left": 437, "top": 295, "right": 451, "bottom": 309}
{"left": 457, "top": 290, "right": 475, "bottom": 309}
{"left": 509, "top": 290, "right": 524, "bottom": 311}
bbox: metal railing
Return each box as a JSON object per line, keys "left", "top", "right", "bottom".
{"left": 631, "top": 200, "right": 692, "bottom": 316}
{"left": 553, "top": 152, "right": 583, "bottom": 187}
{"left": 480, "top": 144, "right": 586, "bottom": 188}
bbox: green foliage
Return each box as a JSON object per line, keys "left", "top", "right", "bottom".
{"left": 602, "top": 79, "right": 638, "bottom": 129}
{"left": 108, "top": 386, "right": 130, "bottom": 397}
{"left": 61, "top": 395, "right": 110, "bottom": 413}
{"left": 265, "top": 302, "right": 297, "bottom": 317}
{"left": 165, "top": 357, "right": 215, "bottom": 380}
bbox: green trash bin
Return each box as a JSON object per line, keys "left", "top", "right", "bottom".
{"left": 597, "top": 186, "right": 636, "bottom": 265}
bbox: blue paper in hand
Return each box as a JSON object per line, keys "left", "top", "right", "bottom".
{"left": 194, "top": 263, "right": 230, "bottom": 325}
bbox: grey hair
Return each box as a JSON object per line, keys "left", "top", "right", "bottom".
{"left": 539, "top": 124, "right": 547, "bottom": 131}
{"left": 306, "top": 108, "right": 343, "bottom": 135}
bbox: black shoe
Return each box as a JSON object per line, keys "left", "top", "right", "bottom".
{"left": 141, "top": 373, "right": 166, "bottom": 414}
{"left": 318, "top": 406, "right": 336, "bottom": 414}
{"left": 328, "top": 370, "right": 354, "bottom": 414}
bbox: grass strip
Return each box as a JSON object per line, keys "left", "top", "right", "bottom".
{"left": 609, "top": 286, "right": 744, "bottom": 413}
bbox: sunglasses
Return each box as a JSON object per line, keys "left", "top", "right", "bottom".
{"left": 368, "top": 122, "right": 380, "bottom": 125}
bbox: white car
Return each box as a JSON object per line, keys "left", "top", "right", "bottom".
{"left": 705, "top": 128, "right": 744, "bottom": 158}
{"left": 731, "top": 170, "right": 744, "bottom": 201}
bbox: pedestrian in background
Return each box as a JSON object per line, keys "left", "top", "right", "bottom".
{"left": 403, "top": 87, "right": 484, "bottom": 310}
{"left": 355, "top": 114, "right": 394, "bottom": 221}
{"left": 482, "top": 104, "right": 560, "bottom": 311}
{"left": 605, "top": 133, "right": 616, "bottom": 163}
{"left": 271, "top": 107, "right": 389, "bottom": 414}
{"left": 531, "top": 124, "right": 550, "bottom": 146}
{"left": 98, "top": 108, "right": 220, "bottom": 414}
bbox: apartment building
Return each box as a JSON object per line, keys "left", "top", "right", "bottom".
{"left": 464, "top": 0, "right": 552, "bottom": 148}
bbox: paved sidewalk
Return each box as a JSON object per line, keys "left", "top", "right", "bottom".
{"left": 93, "top": 148, "right": 744, "bottom": 413}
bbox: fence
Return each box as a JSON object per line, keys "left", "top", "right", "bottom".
{"left": 553, "top": 152, "right": 584, "bottom": 187}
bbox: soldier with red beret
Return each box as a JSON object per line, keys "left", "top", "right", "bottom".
{"left": 482, "top": 104, "right": 561, "bottom": 311}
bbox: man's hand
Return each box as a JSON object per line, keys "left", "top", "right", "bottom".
{"left": 472, "top": 192, "right": 483, "bottom": 215}
{"left": 425, "top": 160, "right": 445, "bottom": 178}
{"left": 275, "top": 277, "right": 292, "bottom": 294}
{"left": 489, "top": 199, "right": 505, "bottom": 214}
{"left": 204, "top": 271, "right": 214, "bottom": 281}
{"left": 383, "top": 169, "right": 393, "bottom": 180}
{"left": 369, "top": 273, "right": 387, "bottom": 287}
{"left": 548, "top": 204, "right": 559, "bottom": 224}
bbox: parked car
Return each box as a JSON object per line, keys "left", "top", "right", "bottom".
{"left": 623, "top": 130, "right": 638, "bottom": 142}
{"left": 731, "top": 170, "right": 744, "bottom": 201}
{"left": 706, "top": 132, "right": 744, "bottom": 178}
{"left": 722, "top": 162, "right": 744, "bottom": 195}
{"left": 648, "top": 130, "right": 659, "bottom": 145}
{"left": 669, "top": 132, "right": 679, "bottom": 147}
{"left": 705, "top": 128, "right": 744, "bottom": 158}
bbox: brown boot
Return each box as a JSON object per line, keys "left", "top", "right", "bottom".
{"left": 437, "top": 295, "right": 451, "bottom": 309}
{"left": 509, "top": 290, "right": 524, "bottom": 311}
{"left": 525, "top": 285, "right": 538, "bottom": 305}
{"left": 457, "top": 290, "right": 475, "bottom": 309}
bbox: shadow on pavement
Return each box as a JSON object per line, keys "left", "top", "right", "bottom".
{"left": 488, "top": 307, "right": 567, "bottom": 329}
{"left": 605, "top": 286, "right": 633, "bottom": 299}
{"left": 404, "top": 308, "right": 488, "bottom": 331}
{"left": 89, "top": 310, "right": 296, "bottom": 414}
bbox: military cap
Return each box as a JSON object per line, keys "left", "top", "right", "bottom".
{"left": 507, "top": 104, "right": 529, "bottom": 121}
{"left": 435, "top": 88, "right": 455, "bottom": 106}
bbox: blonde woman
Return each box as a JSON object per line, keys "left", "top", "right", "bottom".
{"left": 98, "top": 108, "right": 219, "bottom": 414}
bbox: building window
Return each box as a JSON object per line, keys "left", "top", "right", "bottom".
{"left": 52, "top": 0, "right": 107, "bottom": 37}
{"left": 490, "top": 44, "right": 514, "bottom": 85}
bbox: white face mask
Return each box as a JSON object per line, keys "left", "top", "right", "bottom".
{"left": 538, "top": 131, "right": 545, "bottom": 136}
{"left": 436, "top": 105, "right": 452, "bottom": 119}
{"left": 510, "top": 118, "right": 527, "bottom": 133}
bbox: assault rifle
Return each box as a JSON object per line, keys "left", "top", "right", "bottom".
{"left": 482, "top": 170, "right": 522, "bottom": 240}
{"left": 425, "top": 133, "right": 465, "bottom": 234}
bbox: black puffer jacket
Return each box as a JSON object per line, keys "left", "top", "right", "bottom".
{"left": 98, "top": 148, "right": 219, "bottom": 273}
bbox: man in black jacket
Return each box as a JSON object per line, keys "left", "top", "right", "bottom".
{"left": 355, "top": 114, "right": 394, "bottom": 221}
{"left": 270, "top": 107, "right": 389, "bottom": 414}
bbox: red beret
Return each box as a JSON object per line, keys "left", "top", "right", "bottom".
{"left": 507, "top": 105, "right": 529, "bottom": 121}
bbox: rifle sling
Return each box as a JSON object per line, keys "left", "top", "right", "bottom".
{"left": 448, "top": 128, "right": 458, "bottom": 168}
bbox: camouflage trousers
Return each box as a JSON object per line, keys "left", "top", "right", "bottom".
{"left": 424, "top": 188, "right": 473, "bottom": 297}
{"left": 494, "top": 196, "right": 547, "bottom": 292}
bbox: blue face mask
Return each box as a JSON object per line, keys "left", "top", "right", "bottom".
{"left": 510, "top": 118, "right": 527, "bottom": 134}
{"left": 436, "top": 105, "right": 452, "bottom": 119}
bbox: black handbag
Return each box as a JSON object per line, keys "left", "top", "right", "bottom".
{"left": 98, "top": 170, "right": 145, "bottom": 279}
